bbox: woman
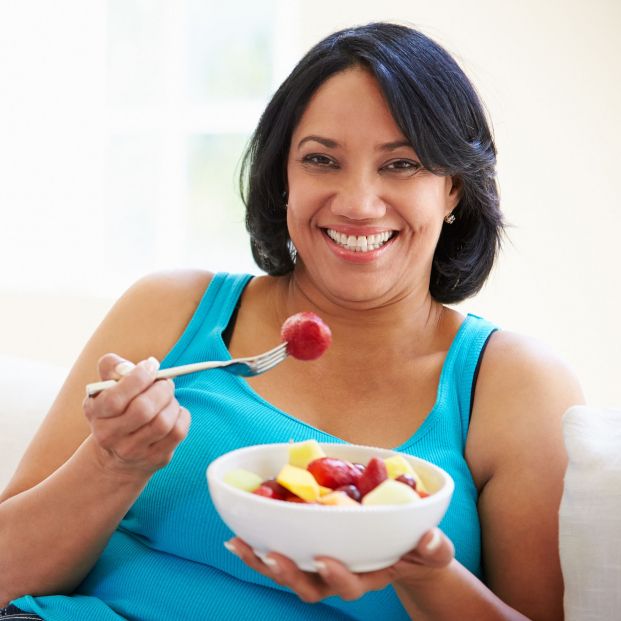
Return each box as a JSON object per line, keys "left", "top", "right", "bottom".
{"left": 0, "top": 23, "right": 582, "bottom": 620}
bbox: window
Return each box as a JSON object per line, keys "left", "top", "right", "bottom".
{"left": 1, "top": 0, "right": 300, "bottom": 297}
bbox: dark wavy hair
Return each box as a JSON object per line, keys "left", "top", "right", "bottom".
{"left": 240, "top": 22, "right": 503, "bottom": 303}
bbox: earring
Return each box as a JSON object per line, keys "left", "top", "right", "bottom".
{"left": 444, "top": 212, "right": 456, "bottom": 224}
{"left": 282, "top": 190, "right": 288, "bottom": 209}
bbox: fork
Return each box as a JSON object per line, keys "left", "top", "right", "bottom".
{"left": 85, "top": 342, "right": 289, "bottom": 397}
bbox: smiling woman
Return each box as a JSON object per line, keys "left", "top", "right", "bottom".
{"left": 241, "top": 26, "right": 503, "bottom": 305}
{"left": 1, "top": 21, "right": 583, "bottom": 621}
{"left": 286, "top": 67, "right": 464, "bottom": 303}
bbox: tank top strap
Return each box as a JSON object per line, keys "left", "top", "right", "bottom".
{"left": 440, "top": 313, "right": 499, "bottom": 447}
{"left": 161, "top": 272, "right": 253, "bottom": 369}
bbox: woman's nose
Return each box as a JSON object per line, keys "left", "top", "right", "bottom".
{"left": 330, "top": 176, "right": 387, "bottom": 220}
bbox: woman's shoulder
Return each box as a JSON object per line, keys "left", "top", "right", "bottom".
{"left": 480, "top": 329, "right": 582, "bottom": 392}
{"left": 467, "top": 329, "right": 585, "bottom": 481}
{"left": 122, "top": 269, "right": 215, "bottom": 308}
{"left": 97, "top": 269, "right": 216, "bottom": 363}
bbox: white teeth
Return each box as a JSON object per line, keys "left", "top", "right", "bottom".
{"left": 325, "top": 229, "right": 394, "bottom": 252}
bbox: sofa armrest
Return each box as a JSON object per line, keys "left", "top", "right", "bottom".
{"left": 0, "top": 354, "right": 67, "bottom": 489}
{"left": 560, "top": 405, "right": 621, "bottom": 620}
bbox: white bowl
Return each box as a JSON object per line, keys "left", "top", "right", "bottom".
{"left": 206, "top": 443, "right": 454, "bottom": 572}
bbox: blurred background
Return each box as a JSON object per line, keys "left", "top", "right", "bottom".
{"left": 0, "top": 0, "right": 619, "bottom": 406}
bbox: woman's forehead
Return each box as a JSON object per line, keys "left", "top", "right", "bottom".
{"left": 290, "top": 67, "right": 408, "bottom": 147}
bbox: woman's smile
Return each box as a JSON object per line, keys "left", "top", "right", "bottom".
{"left": 322, "top": 227, "right": 398, "bottom": 263}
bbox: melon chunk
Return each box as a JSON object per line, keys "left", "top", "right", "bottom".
{"left": 276, "top": 464, "right": 320, "bottom": 502}
{"left": 223, "top": 468, "right": 263, "bottom": 492}
{"left": 361, "top": 479, "right": 422, "bottom": 506}
{"left": 288, "top": 439, "right": 326, "bottom": 469}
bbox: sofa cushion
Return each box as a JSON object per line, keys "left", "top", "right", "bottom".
{"left": 0, "top": 354, "right": 67, "bottom": 489}
{"left": 560, "top": 405, "right": 621, "bottom": 620}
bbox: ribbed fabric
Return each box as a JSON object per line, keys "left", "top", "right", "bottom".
{"left": 13, "top": 273, "right": 498, "bottom": 621}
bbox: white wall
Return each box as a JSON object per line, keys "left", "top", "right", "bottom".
{"left": 296, "top": 0, "right": 621, "bottom": 406}
{"left": 0, "top": 0, "right": 619, "bottom": 407}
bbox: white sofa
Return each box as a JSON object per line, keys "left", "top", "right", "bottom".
{"left": 0, "top": 354, "right": 68, "bottom": 489}
{"left": 1, "top": 355, "right": 619, "bottom": 619}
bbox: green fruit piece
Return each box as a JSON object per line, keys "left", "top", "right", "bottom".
{"left": 223, "top": 468, "right": 263, "bottom": 492}
{"left": 276, "top": 464, "right": 320, "bottom": 502}
{"left": 361, "top": 479, "right": 422, "bottom": 506}
{"left": 288, "top": 439, "right": 326, "bottom": 469}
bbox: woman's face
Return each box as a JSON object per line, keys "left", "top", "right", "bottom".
{"left": 286, "top": 66, "right": 461, "bottom": 307}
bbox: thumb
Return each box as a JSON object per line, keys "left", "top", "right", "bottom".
{"left": 97, "top": 353, "right": 136, "bottom": 381}
{"left": 402, "top": 528, "right": 454, "bottom": 569}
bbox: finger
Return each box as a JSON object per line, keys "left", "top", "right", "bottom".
{"left": 141, "top": 406, "right": 192, "bottom": 470}
{"left": 264, "top": 552, "right": 329, "bottom": 603}
{"left": 225, "top": 539, "right": 327, "bottom": 603}
{"left": 400, "top": 528, "right": 454, "bottom": 569}
{"left": 90, "top": 379, "right": 175, "bottom": 446}
{"left": 313, "top": 557, "right": 394, "bottom": 599}
{"left": 224, "top": 538, "right": 278, "bottom": 580}
{"left": 90, "top": 357, "right": 160, "bottom": 419}
{"left": 117, "top": 379, "right": 176, "bottom": 436}
{"left": 148, "top": 406, "right": 191, "bottom": 456}
{"left": 97, "top": 353, "right": 136, "bottom": 381}
{"left": 116, "top": 398, "right": 183, "bottom": 455}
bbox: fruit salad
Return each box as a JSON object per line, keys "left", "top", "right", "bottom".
{"left": 223, "top": 440, "right": 432, "bottom": 507}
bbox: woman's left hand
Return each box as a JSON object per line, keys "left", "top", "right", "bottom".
{"left": 225, "top": 528, "right": 454, "bottom": 603}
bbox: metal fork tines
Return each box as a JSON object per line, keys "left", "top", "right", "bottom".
{"left": 204, "top": 342, "right": 289, "bottom": 377}
{"left": 85, "top": 342, "right": 289, "bottom": 397}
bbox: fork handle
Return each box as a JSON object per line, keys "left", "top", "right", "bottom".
{"left": 85, "top": 379, "right": 120, "bottom": 397}
{"left": 85, "top": 359, "right": 235, "bottom": 397}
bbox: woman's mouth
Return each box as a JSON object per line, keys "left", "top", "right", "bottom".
{"left": 324, "top": 228, "right": 396, "bottom": 253}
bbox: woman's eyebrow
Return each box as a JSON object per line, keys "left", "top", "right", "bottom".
{"left": 297, "top": 135, "right": 338, "bottom": 150}
{"left": 296, "top": 135, "right": 413, "bottom": 152}
{"left": 377, "top": 139, "right": 412, "bottom": 151}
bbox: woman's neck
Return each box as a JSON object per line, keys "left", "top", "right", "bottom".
{"left": 269, "top": 270, "right": 449, "bottom": 360}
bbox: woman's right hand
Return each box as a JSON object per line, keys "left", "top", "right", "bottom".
{"left": 83, "top": 353, "right": 191, "bottom": 479}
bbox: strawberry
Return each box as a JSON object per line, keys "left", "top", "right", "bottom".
{"left": 280, "top": 312, "right": 332, "bottom": 360}
{"left": 358, "top": 457, "right": 388, "bottom": 498}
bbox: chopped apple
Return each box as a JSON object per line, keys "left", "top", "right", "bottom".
{"left": 383, "top": 455, "right": 430, "bottom": 495}
{"left": 276, "top": 464, "right": 321, "bottom": 502}
{"left": 317, "top": 491, "right": 360, "bottom": 506}
{"left": 223, "top": 468, "right": 263, "bottom": 492}
{"left": 288, "top": 439, "right": 326, "bottom": 469}
{"left": 361, "top": 479, "right": 422, "bottom": 506}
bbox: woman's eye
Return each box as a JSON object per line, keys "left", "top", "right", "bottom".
{"left": 383, "top": 159, "right": 421, "bottom": 174}
{"left": 302, "top": 154, "right": 337, "bottom": 168}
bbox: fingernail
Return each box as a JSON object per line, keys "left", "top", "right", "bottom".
{"left": 145, "top": 356, "right": 160, "bottom": 374}
{"left": 314, "top": 560, "right": 329, "bottom": 576}
{"left": 264, "top": 557, "right": 281, "bottom": 574}
{"left": 115, "top": 361, "right": 135, "bottom": 377}
{"left": 223, "top": 541, "right": 239, "bottom": 556}
{"left": 425, "top": 528, "right": 442, "bottom": 552}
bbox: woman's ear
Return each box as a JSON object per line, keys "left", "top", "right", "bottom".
{"left": 447, "top": 176, "right": 463, "bottom": 211}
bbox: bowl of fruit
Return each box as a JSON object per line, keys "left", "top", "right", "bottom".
{"left": 206, "top": 440, "right": 454, "bottom": 572}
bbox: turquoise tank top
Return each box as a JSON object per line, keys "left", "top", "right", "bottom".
{"left": 14, "top": 272, "right": 498, "bottom": 620}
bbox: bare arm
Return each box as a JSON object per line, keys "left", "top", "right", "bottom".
{"left": 464, "top": 331, "right": 585, "bottom": 620}
{"left": 0, "top": 270, "right": 211, "bottom": 606}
